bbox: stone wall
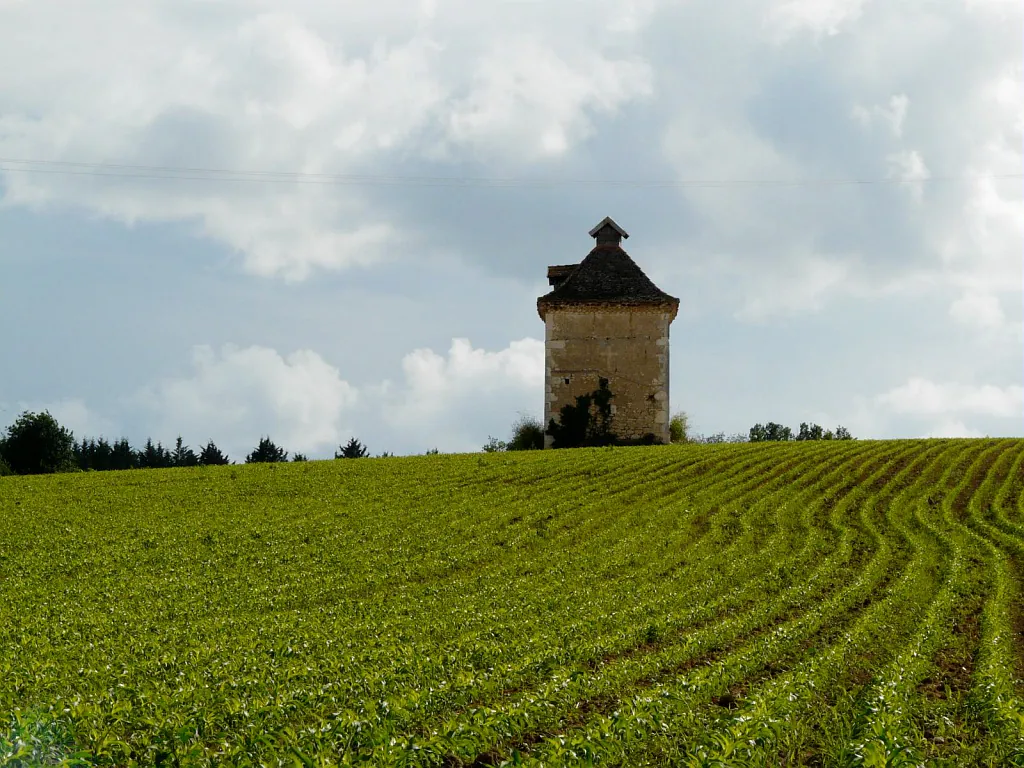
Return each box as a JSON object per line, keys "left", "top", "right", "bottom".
{"left": 544, "top": 305, "right": 672, "bottom": 446}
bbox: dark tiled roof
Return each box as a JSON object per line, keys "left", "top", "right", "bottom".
{"left": 537, "top": 244, "right": 679, "bottom": 318}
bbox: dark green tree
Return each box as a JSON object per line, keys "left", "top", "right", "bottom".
{"left": 749, "top": 422, "right": 793, "bottom": 442}
{"left": 0, "top": 455, "right": 13, "bottom": 476}
{"left": 292, "top": 453, "right": 309, "bottom": 462}
{"left": 75, "top": 436, "right": 139, "bottom": 471}
{"left": 111, "top": 438, "right": 137, "bottom": 470}
{"left": 198, "top": 440, "right": 231, "bottom": 466}
{"left": 139, "top": 438, "right": 173, "bottom": 468}
{"left": 0, "top": 411, "right": 76, "bottom": 475}
{"left": 796, "top": 422, "right": 825, "bottom": 441}
{"left": 246, "top": 436, "right": 288, "bottom": 464}
{"left": 171, "top": 436, "right": 200, "bottom": 467}
{"left": 93, "top": 438, "right": 114, "bottom": 470}
{"left": 140, "top": 439, "right": 156, "bottom": 468}
{"left": 335, "top": 438, "right": 369, "bottom": 459}
{"left": 74, "top": 438, "right": 94, "bottom": 471}
{"left": 794, "top": 423, "right": 853, "bottom": 441}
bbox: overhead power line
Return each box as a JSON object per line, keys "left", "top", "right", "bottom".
{"left": 0, "top": 157, "right": 1019, "bottom": 189}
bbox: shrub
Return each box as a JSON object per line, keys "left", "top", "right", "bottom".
{"left": 690, "top": 432, "right": 748, "bottom": 445}
{"left": 0, "top": 455, "right": 13, "bottom": 476}
{"left": 483, "top": 414, "right": 545, "bottom": 453}
{"left": 482, "top": 437, "right": 507, "bottom": 453}
{"left": 508, "top": 414, "right": 545, "bottom": 451}
{"left": 669, "top": 411, "right": 689, "bottom": 443}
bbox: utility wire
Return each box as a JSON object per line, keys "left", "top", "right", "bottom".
{"left": 0, "top": 157, "right": 1020, "bottom": 189}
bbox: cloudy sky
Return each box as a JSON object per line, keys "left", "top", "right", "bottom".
{"left": 1, "top": 0, "right": 1021, "bottom": 459}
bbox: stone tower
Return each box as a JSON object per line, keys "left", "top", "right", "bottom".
{"left": 537, "top": 217, "right": 680, "bottom": 447}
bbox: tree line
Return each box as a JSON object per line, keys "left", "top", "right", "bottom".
{"left": 671, "top": 414, "right": 853, "bottom": 444}
{"left": 0, "top": 411, "right": 387, "bottom": 477}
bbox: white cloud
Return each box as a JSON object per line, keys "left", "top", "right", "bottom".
{"left": 379, "top": 337, "right": 545, "bottom": 452}
{"left": 852, "top": 94, "right": 909, "bottom": 137}
{"left": 736, "top": 254, "right": 853, "bottom": 320}
{"left": 886, "top": 149, "right": 930, "bottom": 204}
{"left": 0, "top": 1, "right": 659, "bottom": 279}
{"left": 877, "top": 378, "right": 1024, "bottom": 419}
{"left": 648, "top": 0, "right": 1023, "bottom": 332}
{"left": 447, "top": 39, "right": 652, "bottom": 160}
{"left": 137, "top": 344, "right": 358, "bottom": 459}
{"left": 965, "top": 0, "right": 1022, "bottom": 17}
{"left": 768, "top": 0, "right": 869, "bottom": 39}
{"left": 949, "top": 291, "right": 1006, "bottom": 330}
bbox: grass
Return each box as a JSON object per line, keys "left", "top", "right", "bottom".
{"left": 0, "top": 440, "right": 1022, "bottom": 766}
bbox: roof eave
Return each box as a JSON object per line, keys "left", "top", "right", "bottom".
{"left": 538, "top": 296, "right": 680, "bottom": 322}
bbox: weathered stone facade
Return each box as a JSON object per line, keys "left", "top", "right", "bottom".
{"left": 537, "top": 218, "right": 679, "bottom": 447}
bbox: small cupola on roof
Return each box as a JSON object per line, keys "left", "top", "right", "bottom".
{"left": 589, "top": 216, "right": 629, "bottom": 246}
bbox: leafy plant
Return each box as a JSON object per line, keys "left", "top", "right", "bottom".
{"left": 669, "top": 411, "right": 690, "bottom": 443}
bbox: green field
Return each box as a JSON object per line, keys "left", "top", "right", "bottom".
{"left": 1, "top": 440, "right": 1023, "bottom": 766}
